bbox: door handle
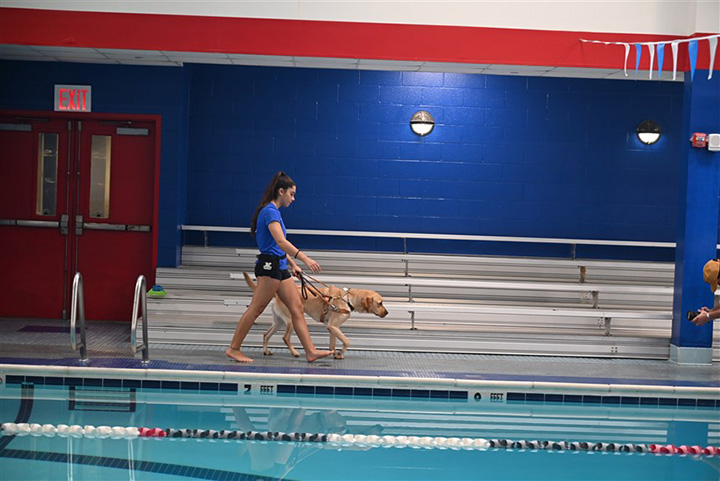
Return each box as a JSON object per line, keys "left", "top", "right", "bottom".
{"left": 84, "top": 223, "right": 151, "bottom": 232}
{"left": 75, "top": 215, "right": 84, "bottom": 236}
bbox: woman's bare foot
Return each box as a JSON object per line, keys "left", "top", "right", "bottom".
{"left": 226, "top": 348, "right": 254, "bottom": 363}
{"left": 306, "top": 350, "right": 333, "bottom": 363}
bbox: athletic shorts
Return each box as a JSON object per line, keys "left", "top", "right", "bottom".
{"left": 255, "top": 253, "right": 292, "bottom": 281}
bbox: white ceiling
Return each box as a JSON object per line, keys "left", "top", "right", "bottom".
{"left": 0, "top": 44, "right": 684, "bottom": 81}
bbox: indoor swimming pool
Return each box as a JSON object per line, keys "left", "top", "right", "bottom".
{"left": 1, "top": 371, "right": 718, "bottom": 481}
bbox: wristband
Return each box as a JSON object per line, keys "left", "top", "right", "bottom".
{"left": 706, "top": 312, "right": 711, "bottom": 319}
{"left": 294, "top": 249, "right": 301, "bottom": 259}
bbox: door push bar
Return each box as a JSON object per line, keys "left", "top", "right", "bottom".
{"left": 131, "top": 275, "right": 150, "bottom": 364}
{"left": 76, "top": 215, "right": 151, "bottom": 235}
{"left": 85, "top": 222, "right": 151, "bottom": 232}
{"left": 70, "top": 272, "right": 88, "bottom": 362}
{"left": 0, "top": 217, "right": 150, "bottom": 235}
{"left": 0, "top": 219, "right": 60, "bottom": 228}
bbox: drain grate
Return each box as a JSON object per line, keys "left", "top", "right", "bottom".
{"left": 69, "top": 387, "right": 136, "bottom": 412}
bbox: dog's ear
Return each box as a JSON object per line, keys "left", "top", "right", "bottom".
{"left": 362, "top": 296, "right": 372, "bottom": 312}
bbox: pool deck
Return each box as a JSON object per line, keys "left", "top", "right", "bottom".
{"left": 1, "top": 319, "right": 719, "bottom": 391}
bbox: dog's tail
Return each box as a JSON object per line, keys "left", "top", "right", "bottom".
{"left": 243, "top": 272, "right": 256, "bottom": 291}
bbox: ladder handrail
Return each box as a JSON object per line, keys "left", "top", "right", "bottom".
{"left": 131, "top": 275, "right": 150, "bottom": 364}
{"left": 69, "top": 272, "right": 88, "bottom": 362}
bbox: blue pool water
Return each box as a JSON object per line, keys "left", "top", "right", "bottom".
{"left": 1, "top": 380, "right": 718, "bottom": 481}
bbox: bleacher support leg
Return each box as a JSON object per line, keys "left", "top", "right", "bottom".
{"left": 603, "top": 317, "right": 611, "bottom": 336}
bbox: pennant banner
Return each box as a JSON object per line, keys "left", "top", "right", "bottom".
{"left": 623, "top": 43, "right": 630, "bottom": 76}
{"left": 580, "top": 34, "right": 720, "bottom": 80}
{"left": 688, "top": 40, "right": 698, "bottom": 80}
{"left": 709, "top": 37, "right": 717, "bottom": 80}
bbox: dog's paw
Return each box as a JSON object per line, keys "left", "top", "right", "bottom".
{"left": 290, "top": 351, "right": 301, "bottom": 357}
{"left": 334, "top": 352, "right": 345, "bottom": 360}
{"left": 263, "top": 350, "right": 273, "bottom": 356}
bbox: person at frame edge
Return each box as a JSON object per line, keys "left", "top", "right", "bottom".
{"left": 690, "top": 259, "right": 720, "bottom": 326}
{"left": 226, "top": 171, "right": 332, "bottom": 363}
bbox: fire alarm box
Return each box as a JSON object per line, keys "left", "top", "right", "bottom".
{"left": 691, "top": 132, "right": 708, "bottom": 148}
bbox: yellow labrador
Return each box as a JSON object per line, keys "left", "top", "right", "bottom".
{"left": 242, "top": 273, "right": 388, "bottom": 359}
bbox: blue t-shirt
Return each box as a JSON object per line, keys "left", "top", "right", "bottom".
{"left": 255, "top": 203, "right": 288, "bottom": 270}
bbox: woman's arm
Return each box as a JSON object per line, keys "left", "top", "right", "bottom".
{"left": 268, "top": 221, "right": 320, "bottom": 273}
{"left": 286, "top": 255, "right": 302, "bottom": 276}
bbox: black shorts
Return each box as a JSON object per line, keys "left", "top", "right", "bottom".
{"left": 255, "top": 253, "right": 292, "bottom": 281}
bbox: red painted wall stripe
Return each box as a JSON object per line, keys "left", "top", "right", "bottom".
{"left": 1, "top": 7, "right": 717, "bottom": 70}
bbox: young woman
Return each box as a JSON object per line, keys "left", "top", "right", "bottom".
{"left": 226, "top": 172, "right": 332, "bottom": 363}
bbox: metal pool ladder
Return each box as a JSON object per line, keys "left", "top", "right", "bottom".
{"left": 131, "top": 275, "right": 150, "bottom": 364}
{"left": 70, "top": 272, "right": 88, "bottom": 362}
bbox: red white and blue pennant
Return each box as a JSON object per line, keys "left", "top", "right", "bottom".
{"left": 581, "top": 34, "right": 719, "bottom": 80}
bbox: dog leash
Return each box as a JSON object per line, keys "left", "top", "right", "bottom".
{"left": 297, "top": 272, "right": 330, "bottom": 301}
{"left": 298, "top": 272, "right": 355, "bottom": 312}
{"left": 299, "top": 272, "right": 350, "bottom": 302}
{"left": 296, "top": 272, "right": 351, "bottom": 322}
{"left": 298, "top": 272, "right": 331, "bottom": 289}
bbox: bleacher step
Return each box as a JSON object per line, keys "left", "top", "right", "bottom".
{"left": 145, "top": 245, "right": 707, "bottom": 360}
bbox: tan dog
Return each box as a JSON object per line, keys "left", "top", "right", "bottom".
{"left": 242, "top": 273, "right": 388, "bottom": 359}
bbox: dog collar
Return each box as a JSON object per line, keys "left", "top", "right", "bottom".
{"left": 343, "top": 288, "right": 355, "bottom": 311}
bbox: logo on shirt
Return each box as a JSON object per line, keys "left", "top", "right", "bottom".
{"left": 263, "top": 262, "right": 272, "bottom": 271}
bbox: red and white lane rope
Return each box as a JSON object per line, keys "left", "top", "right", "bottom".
{"left": 2, "top": 423, "right": 718, "bottom": 456}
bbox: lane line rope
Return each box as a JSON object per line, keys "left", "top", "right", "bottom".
{"left": 2, "top": 423, "right": 718, "bottom": 456}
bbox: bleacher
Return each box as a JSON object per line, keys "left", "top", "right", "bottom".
{"left": 147, "top": 227, "right": 720, "bottom": 360}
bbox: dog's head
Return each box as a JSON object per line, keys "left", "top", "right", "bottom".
{"left": 360, "top": 291, "right": 388, "bottom": 318}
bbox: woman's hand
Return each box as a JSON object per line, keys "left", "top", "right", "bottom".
{"left": 303, "top": 255, "right": 321, "bottom": 273}
{"left": 691, "top": 307, "right": 713, "bottom": 326}
{"left": 291, "top": 264, "right": 303, "bottom": 277}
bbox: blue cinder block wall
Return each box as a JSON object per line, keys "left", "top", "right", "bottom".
{"left": 2, "top": 60, "right": 707, "bottom": 264}
{"left": 186, "top": 64, "right": 688, "bottom": 258}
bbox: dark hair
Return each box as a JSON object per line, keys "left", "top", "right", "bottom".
{"left": 250, "top": 171, "right": 295, "bottom": 236}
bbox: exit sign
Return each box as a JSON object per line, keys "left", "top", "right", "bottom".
{"left": 54, "top": 85, "right": 92, "bottom": 112}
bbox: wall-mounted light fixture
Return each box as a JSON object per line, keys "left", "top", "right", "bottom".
{"left": 410, "top": 110, "right": 435, "bottom": 136}
{"left": 636, "top": 120, "right": 662, "bottom": 145}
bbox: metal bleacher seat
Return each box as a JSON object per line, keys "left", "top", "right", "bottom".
{"left": 148, "top": 227, "right": 720, "bottom": 359}
{"left": 149, "top": 247, "right": 698, "bottom": 359}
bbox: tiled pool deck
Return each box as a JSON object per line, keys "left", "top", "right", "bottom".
{"left": 1, "top": 318, "right": 719, "bottom": 390}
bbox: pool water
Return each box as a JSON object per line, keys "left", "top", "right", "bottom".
{"left": 1, "top": 382, "right": 718, "bottom": 481}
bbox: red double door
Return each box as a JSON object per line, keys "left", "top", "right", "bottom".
{"left": 0, "top": 111, "right": 159, "bottom": 321}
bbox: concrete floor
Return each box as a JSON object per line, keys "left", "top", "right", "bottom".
{"left": 1, "top": 318, "right": 718, "bottom": 388}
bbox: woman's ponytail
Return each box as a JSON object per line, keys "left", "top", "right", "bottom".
{"left": 250, "top": 171, "right": 295, "bottom": 236}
